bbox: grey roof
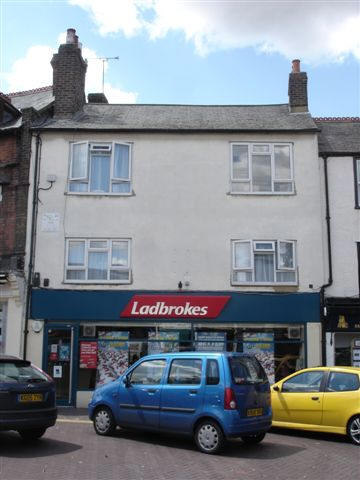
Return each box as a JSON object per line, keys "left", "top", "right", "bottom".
{"left": 1, "top": 87, "right": 54, "bottom": 131}
{"left": 9, "top": 86, "right": 54, "bottom": 112}
{"left": 40, "top": 103, "right": 318, "bottom": 132}
{"left": 315, "top": 120, "right": 360, "bottom": 154}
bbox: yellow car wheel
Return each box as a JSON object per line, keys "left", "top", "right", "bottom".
{"left": 347, "top": 415, "right": 360, "bottom": 445}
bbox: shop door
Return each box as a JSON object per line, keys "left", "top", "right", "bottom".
{"left": 44, "top": 324, "right": 78, "bottom": 406}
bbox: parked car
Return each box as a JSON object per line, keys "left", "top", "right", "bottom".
{"left": 0, "top": 355, "right": 57, "bottom": 440}
{"left": 89, "top": 352, "right": 271, "bottom": 454}
{"left": 271, "top": 366, "right": 360, "bottom": 445}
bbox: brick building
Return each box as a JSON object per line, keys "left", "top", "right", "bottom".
{"left": 0, "top": 87, "right": 53, "bottom": 355}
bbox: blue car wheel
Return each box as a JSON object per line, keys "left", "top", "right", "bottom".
{"left": 93, "top": 407, "right": 116, "bottom": 436}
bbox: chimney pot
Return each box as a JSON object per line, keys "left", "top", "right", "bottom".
{"left": 292, "top": 59, "right": 301, "bottom": 73}
{"left": 66, "top": 28, "right": 76, "bottom": 44}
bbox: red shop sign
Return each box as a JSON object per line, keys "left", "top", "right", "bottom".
{"left": 120, "top": 295, "right": 230, "bottom": 319}
{"left": 79, "top": 341, "right": 98, "bottom": 369}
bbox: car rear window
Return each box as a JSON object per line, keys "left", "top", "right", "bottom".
{"left": 0, "top": 362, "right": 49, "bottom": 383}
{"left": 228, "top": 356, "right": 267, "bottom": 385}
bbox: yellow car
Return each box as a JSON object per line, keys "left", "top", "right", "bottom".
{"left": 271, "top": 366, "right": 360, "bottom": 445}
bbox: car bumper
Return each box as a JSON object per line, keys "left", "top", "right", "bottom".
{"left": 0, "top": 407, "right": 57, "bottom": 431}
{"left": 224, "top": 413, "right": 272, "bottom": 438}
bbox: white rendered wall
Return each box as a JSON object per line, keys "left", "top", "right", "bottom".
{"left": 307, "top": 323, "right": 322, "bottom": 366}
{"left": 31, "top": 131, "right": 325, "bottom": 293}
{"left": 323, "top": 156, "right": 360, "bottom": 297}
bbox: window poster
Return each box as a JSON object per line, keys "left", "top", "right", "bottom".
{"left": 148, "top": 331, "right": 179, "bottom": 354}
{"left": 96, "top": 331, "right": 129, "bottom": 386}
{"left": 195, "top": 331, "right": 227, "bottom": 352}
{"left": 59, "top": 344, "right": 70, "bottom": 361}
{"left": 80, "top": 341, "right": 98, "bottom": 369}
{"left": 243, "top": 333, "right": 275, "bottom": 384}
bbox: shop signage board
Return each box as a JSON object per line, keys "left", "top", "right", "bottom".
{"left": 121, "top": 295, "right": 230, "bottom": 319}
{"left": 195, "top": 331, "right": 227, "bottom": 351}
{"left": 80, "top": 341, "right": 98, "bottom": 369}
{"left": 243, "top": 333, "right": 275, "bottom": 384}
{"left": 96, "top": 331, "right": 129, "bottom": 386}
{"left": 148, "top": 331, "right": 179, "bottom": 354}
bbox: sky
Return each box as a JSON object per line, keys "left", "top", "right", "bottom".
{"left": 0, "top": 0, "right": 359, "bottom": 117}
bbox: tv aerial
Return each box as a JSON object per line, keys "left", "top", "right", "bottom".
{"left": 87, "top": 56, "right": 119, "bottom": 93}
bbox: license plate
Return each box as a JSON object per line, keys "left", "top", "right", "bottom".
{"left": 247, "top": 408, "right": 263, "bottom": 417}
{"left": 18, "top": 393, "right": 43, "bottom": 402}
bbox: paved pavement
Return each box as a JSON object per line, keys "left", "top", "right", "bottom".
{"left": 0, "top": 409, "right": 359, "bottom": 480}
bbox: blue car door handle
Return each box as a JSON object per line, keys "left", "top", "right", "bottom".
{"left": 189, "top": 389, "right": 198, "bottom": 395}
{"left": 146, "top": 388, "right": 157, "bottom": 394}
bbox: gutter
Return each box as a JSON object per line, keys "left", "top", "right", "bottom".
{"left": 320, "top": 154, "right": 333, "bottom": 366}
{"left": 23, "top": 132, "right": 42, "bottom": 360}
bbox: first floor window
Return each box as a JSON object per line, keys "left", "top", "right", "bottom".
{"left": 232, "top": 239, "right": 297, "bottom": 285}
{"left": 68, "top": 141, "right": 131, "bottom": 194}
{"left": 355, "top": 158, "right": 360, "bottom": 207}
{"left": 231, "top": 142, "right": 294, "bottom": 194}
{"left": 65, "top": 238, "right": 131, "bottom": 283}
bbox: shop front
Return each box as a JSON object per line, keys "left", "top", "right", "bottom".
{"left": 325, "top": 298, "right": 360, "bottom": 367}
{"left": 30, "top": 289, "right": 321, "bottom": 407}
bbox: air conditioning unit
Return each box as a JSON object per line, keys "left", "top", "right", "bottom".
{"left": 83, "top": 325, "right": 96, "bottom": 337}
{"left": 288, "top": 327, "right": 301, "bottom": 339}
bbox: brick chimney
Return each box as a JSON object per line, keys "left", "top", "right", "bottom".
{"left": 288, "top": 59, "right": 308, "bottom": 113}
{"left": 51, "top": 28, "right": 87, "bottom": 118}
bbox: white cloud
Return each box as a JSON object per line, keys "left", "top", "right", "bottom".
{"left": 69, "top": 0, "right": 360, "bottom": 63}
{"left": 3, "top": 32, "right": 137, "bottom": 103}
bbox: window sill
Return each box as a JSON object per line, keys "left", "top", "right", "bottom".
{"left": 227, "top": 191, "right": 295, "bottom": 196}
{"left": 65, "top": 191, "right": 135, "bottom": 197}
{"left": 63, "top": 281, "right": 132, "bottom": 285}
{"left": 231, "top": 282, "right": 298, "bottom": 287}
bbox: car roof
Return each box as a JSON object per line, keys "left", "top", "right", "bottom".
{"left": 0, "top": 355, "right": 29, "bottom": 363}
{"left": 140, "top": 352, "right": 252, "bottom": 360}
{"left": 293, "top": 366, "right": 360, "bottom": 374}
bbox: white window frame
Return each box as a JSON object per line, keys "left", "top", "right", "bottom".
{"left": 356, "top": 158, "right": 360, "bottom": 208}
{"left": 231, "top": 239, "right": 297, "bottom": 286}
{"left": 65, "top": 238, "right": 132, "bottom": 284}
{"left": 230, "top": 142, "right": 294, "bottom": 195}
{"left": 68, "top": 141, "right": 132, "bottom": 195}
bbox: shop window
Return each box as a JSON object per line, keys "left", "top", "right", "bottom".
{"left": 76, "top": 323, "right": 305, "bottom": 391}
{"left": 65, "top": 238, "right": 131, "bottom": 283}
{"left": 230, "top": 142, "right": 294, "bottom": 194}
{"left": 206, "top": 359, "right": 220, "bottom": 385}
{"left": 282, "top": 371, "right": 324, "bottom": 393}
{"left": 327, "top": 372, "right": 360, "bottom": 392}
{"left": 168, "top": 358, "right": 202, "bottom": 385}
{"left": 68, "top": 142, "right": 132, "bottom": 194}
{"left": 130, "top": 359, "right": 166, "bottom": 385}
{"left": 232, "top": 239, "right": 297, "bottom": 285}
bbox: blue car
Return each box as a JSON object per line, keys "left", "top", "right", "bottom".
{"left": 89, "top": 352, "right": 271, "bottom": 454}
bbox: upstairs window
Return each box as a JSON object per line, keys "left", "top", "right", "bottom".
{"left": 355, "top": 158, "right": 360, "bottom": 208}
{"left": 232, "top": 240, "right": 297, "bottom": 285}
{"left": 231, "top": 143, "right": 294, "bottom": 194}
{"left": 65, "top": 238, "right": 131, "bottom": 283}
{"left": 68, "top": 142, "right": 131, "bottom": 194}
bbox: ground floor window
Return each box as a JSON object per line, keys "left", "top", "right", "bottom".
{"left": 76, "top": 322, "right": 305, "bottom": 389}
{"left": 333, "top": 333, "right": 360, "bottom": 367}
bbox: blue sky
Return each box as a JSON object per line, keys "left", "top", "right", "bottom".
{"left": 0, "top": 0, "right": 359, "bottom": 117}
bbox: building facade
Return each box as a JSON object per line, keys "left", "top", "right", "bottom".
{"left": 24, "top": 31, "right": 325, "bottom": 407}
{"left": 0, "top": 88, "right": 52, "bottom": 356}
{"left": 316, "top": 118, "right": 360, "bottom": 367}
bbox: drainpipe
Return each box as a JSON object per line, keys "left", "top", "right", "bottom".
{"left": 320, "top": 154, "right": 333, "bottom": 366}
{"left": 23, "top": 132, "right": 41, "bottom": 360}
